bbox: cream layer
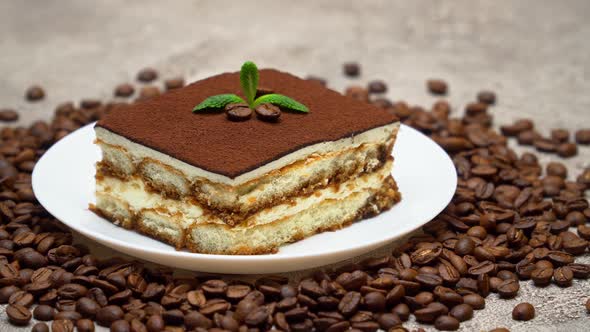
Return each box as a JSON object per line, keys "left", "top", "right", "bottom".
{"left": 95, "top": 159, "right": 392, "bottom": 229}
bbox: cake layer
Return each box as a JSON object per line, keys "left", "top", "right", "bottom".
{"left": 93, "top": 161, "right": 397, "bottom": 251}
{"left": 96, "top": 69, "right": 399, "bottom": 178}
{"left": 95, "top": 123, "right": 398, "bottom": 220}
{"left": 187, "top": 177, "right": 399, "bottom": 254}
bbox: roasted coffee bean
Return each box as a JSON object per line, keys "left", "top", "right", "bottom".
{"left": 58, "top": 283, "right": 88, "bottom": 299}
{"left": 6, "top": 303, "right": 32, "bottom": 325}
{"left": 568, "top": 263, "right": 590, "bottom": 279}
{"left": 146, "top": 315, "right": 165, "bottom": 332}
{"left": 164, "top": 77, "right": 185, "bottom": 90}
{"left": 33, "top": 304, "right": 56, "bottom": 321}
{"left": 455, "top": 237, "right": 475, "bottom": 255}
{"left": 110, "top": 319, "right": 130, "bottom": 332}
{"left": 96, "top": 305, "right": 124, "bottom": 326}
{"left": 0, "top": 285, "right": 20, "bottom": 303}
{"left": 575, "top": 129, "right": 590, "bottom": 144}
{"left": 76, "top": 297, "right": 100, "bottom": 318}
{"left": 531, "top": 267, "right": 553, "bottom": 286}
{"left": 9, "top": 290, "right": 34, "bottom": 307}
{"left": 449, "top": 303, "right": 474, "bottom": 322}
{"left": 434, "top": 315, "right": 460, "bottom": 331}
{"left": 586, "top": 298, "right": 590, "bottom": 313}
{"left": 463, "top": 293, "right": 485, "bottom": 309}
{"left": 368, "top": 80, "right": 387, "bottom": 93}
{"left": 427, "top": 79, "right": 448, "bottom": 95}
{"left": 26, "top": 85, "right": 45, "bottom": 101}
{"left": 343, "top": 62, "right": 361, "bottom": 77}
{"left": 376, "top": 312, "right": 401, "bottom": 330}
{"left": 477, "top": 90, "right": 496, "bottom": 105}
{"left": 163, "top": 309, "right": 184, "bottom": 325}
{"left": 345, "top": 85, "right": 369, "bottom": 102}
{"left": 51, "top": 319, "right": 74, "bottom": 332}
{"left": 512, "top": 302, "right": 535, "bottom": 321}
{"left": 338, "top": 291, "right": 361, "bottom": 316}
{"left": 553, "top": 266, "right": 574, "bottom": 287}
{"left": 414, "top": 306, "right": 441, "bottom": 323}
{"left": 32, "top": 322, "right": 50, "bottom": 332}
{"left": 137, "top": 68, "right": 158, "bottom": 82}
{"left": 497, "top": 279, "right": 519, "bottom": 298}
{"left": 137, "top": 86, "right": 160, "bottom": 100}
{"left": 255, "top": 103, "right": 281, "bottom": 122}
{"left": 363, "top": 292, "right": 386, "bottom": 311}
{"left": 114, "top": 83, "right": 135, "bottom": 97}
{"left": 225, "top": 103, "right": 252, "bottom": 121}
{"left": 55, "top": 310, "right": 82, "bottom": 322}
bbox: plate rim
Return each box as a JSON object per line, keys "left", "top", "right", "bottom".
{"left": 32, "top": 122, "right": 457, "bottom": 268}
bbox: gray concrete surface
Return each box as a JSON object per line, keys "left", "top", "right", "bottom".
{"left": 1, "top": 0, "right": 589, "bottom": 331}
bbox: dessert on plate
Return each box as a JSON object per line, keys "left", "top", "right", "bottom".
{"left": 92, "top": 62, "right": 401, "bottom": 254}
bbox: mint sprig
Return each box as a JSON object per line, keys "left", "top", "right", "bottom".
{"left": 192, "top": 94, "right": 245, "bottom": 112}
{"left": 252, "top": 94, "right": 309, "bottom": 113}
{"left": 192, "top": 61, "right": 309, "bottom": 114}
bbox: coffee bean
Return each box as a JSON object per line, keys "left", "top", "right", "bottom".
{"left": 32, "top": 322, "right": 50, "bottom": 332}
{"left": 512, "top": 302, "right": 535, "bottom": 321}
{"left": 477, "top": 90, "right": 496, "bottom": 105}
{"left": 343, "top": 62, "right": 361, "bottom": 77}
{"left": 7, "top": 303, "right": 32, "bottom": 325}
{"left": 26, "top": 85, "right": 45, "bottom": 101}
{"left": 345, "top": 86, "right": 369, "bottom": 102}
{"left": 0, "top": 285, "right": 20, "bottom": 303}
{"left": 137, "top": 68, "right": 158, "bottom": 82}
{"left": 52, "top": 319, "right": 74, "bottom": 332}
{"left": 75, "top": 319, "right": 95, "bottom": 332}
{"left": 531, "top": 267, "right": 553, "bottom": 286}
{"left": 111, "top": 319, "right": 130, "bottom": 332}
{"left": 146, "top": 315, "right": 165, "bottom": 332}
{"left": 96, "top": 305, "right": 124, "bottom": 326}
{"left": 463, "top": 293, "right": 485, "bottom": 310}
{"left": 164, "top": 77, "right": 185, "bottom": 90}
{"left": 586, "top": 298, "right": 590, "bottom": 313}
{"left": 553, "top": 266, "right": 574, "bottom": 287}
{"left": 0, "top": 109, "right": 19, "bottom": 122}
{"left": 114, "top": 83, "right": 135, "bottom": 97}
{"left": 33, "top": 304, "right": 56, "bottom": 321}
{"left": 427, "top": 79, "right": 448, "bottom": 95}
{"left": 517, "top": 130, "right": 540, "bottom": 145}
{"left": 414, "top": 306, "right": 441, "bottom": 323}
{"left": 435, "top": 315, "right": 460, "bottom": 331}
{"left": 55, "top": 310, "right": 82, "bottom": 322}
{"left": 450, "top": 303, "right": 474, "bottom": 322}
{"left": 9, "top": 290, "right": 34, "bottom": 307}
{"left": 255, "top": 103, "right": 281, "bottom": 122}
{"left": 368, "top": 80, "right": 387, "bottom": 93}
{"left": 338, "top": 291, "right": 361, "bottom": 316}
{"left": 137, "top": 86, "right": 160, "bottom": 101}
{"left": 497, "top": 279, "right": 519, "bottom": 298}
{"left": 225, "top": 103, "right": 252, "bottom": 122}
{"left": 575, "top": 129, "right": 590, "bottom": 144}
{"left": 557, "top": 143, "right": 578, "bottom": 158}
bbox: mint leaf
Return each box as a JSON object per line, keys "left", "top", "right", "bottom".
{"left": 253, "top": 94, "right": 309, "bottom": 113}
{"left": 192, "top": 94, "right": 245, "bottom": 112}
{"left": 240, "top": 61, "right": 259, "bottom": 106}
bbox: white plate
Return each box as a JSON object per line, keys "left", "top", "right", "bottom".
{"left": 32, "top": 123, "right": 456, "bottom": 274}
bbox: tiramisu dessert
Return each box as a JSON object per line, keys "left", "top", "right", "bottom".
{"left": 93, "top": 62, "right": 401, "bottom": 254}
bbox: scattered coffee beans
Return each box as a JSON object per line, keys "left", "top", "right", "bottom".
{"left": 477, "top": 90, "right": 496, "bottom": 105}
{"left": 255, "top": 103, "right": 281, "bottom": 122}
{"left": 0, "top": 62, "right": 587, "bottom": 332}
{"left": 368, "top": 80, "right": 387, "bottom": 93}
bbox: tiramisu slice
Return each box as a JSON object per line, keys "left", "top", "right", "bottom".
{"left": 93, "top": 62, "right": 401, "bottom": 254}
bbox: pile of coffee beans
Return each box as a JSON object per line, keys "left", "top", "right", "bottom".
{"left": 0, "top": 64, "right": 587, "bottom": 332}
